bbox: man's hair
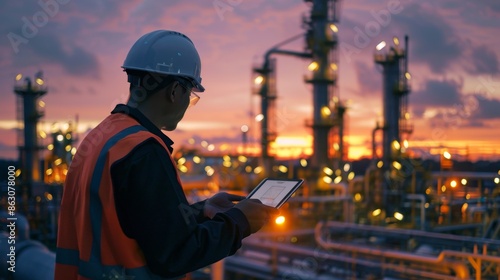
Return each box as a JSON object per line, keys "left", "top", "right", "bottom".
{"left": 126, "top": 69, "right": 178, "bottom": 106}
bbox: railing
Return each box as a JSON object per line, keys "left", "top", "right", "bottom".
{"left": 316, "top": 221, "right": 500, "bottom": 280}
{"left": 226, "top": 221, "right": 500, "bottom": 279}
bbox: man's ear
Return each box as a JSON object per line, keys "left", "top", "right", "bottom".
{"left": 165, "top": 82, "right": 179, "bottom": 103}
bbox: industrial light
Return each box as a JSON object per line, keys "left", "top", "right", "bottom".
{"left": 450, "top": 180, "right": 457, "bottom": 188}
{"left": 392, "top": 140, "right": 400, "bottom": 150}
{"left": 461, "top": 203, "right": 468, "bottom": 213}
{"left": 372, "top": 209, "right": 381, "bottom": 217}
{"left": 323, "top": 167, "right": 333, "bottom": 176}
{"left": 333, "top": 143, "right": 339, "bottom": 151}
{"left": 377, "top": 161, "right": 383, "bottom": 168}
{"left": 193, "top": 156, "right": 201, "bottom": 164}
{"left": 254, "top": 166, "right": 263, "bottom": 174}
{"left": 333, "top": 176, "right": 342, "bottom": 184}
{"left": 207, "top": 144, "right": 215, "bottom": 151}
{"left": 405, "top": 72, "right": 411, "bottom": 80}
{"left": 403, "top": 140, "right": 409, "bottom": 148}
{"left": 206, "top": 167, "right": 215, "bottom": 176}
{"left": 15, "top": 74, "right": 23, "bottom": 81}
{"left": 177, "top": 157, "right": 186, "bottom": 165}
{"left": 393, "top": 36, "right": 399, "bottom": 46}
{"left": 241, "top": 125, "right": 249, "bottom": 133}
{"left": 238, "top": 155, "right": 247, "bottom": 162}
{"left": 330, "top": 63, "right": 338, "bottom": 71}
{"left": 201, "top": 141, "right": 208, "bottom": 148}
{"left": 278, "top": 165, "right": 288, "bottom": 173}
{"left": 36, "top": 78, "right": 44, "bottom": 85}
{"left": 392, "top": 161, "right": 402, "bottom": 170}
{"left": 376, "top": 41, "right": 386, "bottom": 51}
{"left": 354, "top": 193, "right": 362, "bottom": 202}
{"left": 308, "top": 61, "right": 319, "bottom": 71}
{"left": 443, "top": 151, "right": 451, "bottom": 160}
{"left": 321, "top": 106, "right": 331, "bottom": 117}
{"left": 495, "top": 178, "right": 500, "bottom": 184}
{"left": 343, "top": 163, "right": 350, "bottom": 172}
{"left": 178, "top": 165, "right": 188, "bottom": 173}
{"left": 300, "top": 159, "right": 308, "bottom": 167}
{"left": 329, "top": 23, "right": 338, "bottom": 33}
{"left": 45, "top": 192, "right": 53, "bottom": 201}
{"left": 255, "top": 114, "right": 264, "bottom": 122}
{"left": 275, "top": 215, "right": 285, "bottom": 225}
{"left": 322, "top": 176, "right": 332, "bottom": 184}
{"left": 348, "top": 172, "right": 355, "bottom": 180}
{"left": 47, "top": 144, "right": 54, "bottom": 151}
{"left": 56, "top": 134, "right": 64, "bottom": 142}
{"left": 254, "top": 75, "right": 264, "bottom": 85}
{"left": 223, "top": 161, "right": 232, "bottom": 168}
{"left": 394, "top": 212, "right": 404, "bottom": 221}
{"left": 38, "top": 100, "right": 45, "bottom": 108}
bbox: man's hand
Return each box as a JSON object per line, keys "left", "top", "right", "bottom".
{"left": 204, "top": 192, "right": 245, "bottom": 219}
{"left": 234, "top": 199, "right": 279, "bottom": 234}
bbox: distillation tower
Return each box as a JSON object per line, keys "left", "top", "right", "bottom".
{"left": 373, "top": 36, "right": 412, "bottom": 165}
{"left": 303, "top": 0, "right": 343, "bottom": 169}
{"left": 370, "top": 36, "right": 413, "bottom": 217}
{"left": 14, "top": 72, "right": 47, "bottom": 200}
{"left": 252, "top": 0, "right": 344, "bottom": 177}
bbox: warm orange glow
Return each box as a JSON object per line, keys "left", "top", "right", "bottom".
{"left": 275, "top": 215, "right": 285, "bottom": 225}
{"left": 271, "top": 136, "right": 313, "bottom": 159}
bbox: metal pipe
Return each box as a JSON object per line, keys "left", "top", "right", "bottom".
{"left": 316, "top": 222, "right": 494, "bottom": 279}
{"left": 239, "top": 237, "right": 467, "bottom": 280}
{"left": 406, "top": 194, "right": 426, "bottom": 230}
{"left": 288, "top": 195, "right": 351, "bottom": 203}
{"left": 319, "top": 220, "right": 500, "bottom": 247}
{"left": 371, "top": 124, "right": 382, "bottom": 160}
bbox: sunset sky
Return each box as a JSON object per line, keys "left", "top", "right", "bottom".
{"left": 1, "top": 0, "right": 499, "bottom": 162}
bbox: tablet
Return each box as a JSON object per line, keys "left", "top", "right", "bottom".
{"left": 247, "top": 178, "right": 304, "bottom": 208}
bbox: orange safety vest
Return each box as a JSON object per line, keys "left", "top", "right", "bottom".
{"left": 55, "top": 113, "right": 179, "bottom": 280}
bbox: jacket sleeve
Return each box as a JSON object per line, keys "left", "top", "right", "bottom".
{"left": 111, "top": 139, "right": 250, "bottom": 278}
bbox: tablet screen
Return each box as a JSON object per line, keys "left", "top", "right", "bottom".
{"left": 247, "top": 178, "right": 304, "bottom": 208}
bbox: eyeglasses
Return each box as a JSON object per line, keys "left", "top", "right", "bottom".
{"left": 176, "top": 78, "right": 200, "bottom": 107}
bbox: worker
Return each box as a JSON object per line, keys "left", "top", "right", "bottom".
{"left": 55, "top": 30, "right": 278, "bottom": 279}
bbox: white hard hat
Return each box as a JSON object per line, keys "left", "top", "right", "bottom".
{"left": 122, "top": 30, "right": 205, "bottom": 92}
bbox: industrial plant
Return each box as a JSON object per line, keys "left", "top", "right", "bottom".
{"left": 1, "top": 0, "right": 500, "bottom": 279}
